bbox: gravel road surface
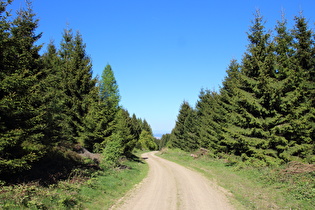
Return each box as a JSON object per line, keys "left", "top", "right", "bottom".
{"left": 112, "top": 151, "right": 234, "bottom": 210}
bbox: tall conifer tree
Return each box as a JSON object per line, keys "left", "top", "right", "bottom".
{"left": 220, "top": 60, "right": 243, "bottom": 154}
{"left": 196, "top": 90, "right": 225, "bottom": 152}
{"left": 58, "top": 29, "right": 95, "bottom": 144}
{"left": 130, "top": 114, "right": 142, "bottom": 141}
{"left": 0, "top": 2, "right": 47, "bottom": 173}
{"left": 183, "top": 107, "right": 199, "bottom": 151}
{"left": 171, "top": 101, "right": 193, "bottom": 151}
{"left": 223, "top": 12, "right": 281, "bottom": 164}
{"left": 98, "top": 64, "right": 120, "bottom": 139}
{"left": 271, "top": 15, "right": 300, "bottom": 161}
{"left": 141, "top": 119, "right": 153, "bottom": 136}
{"left": 40, "top": 42, "right": 65, "bottom": 144}
{"left": 82, "top": 64, "right": 121, "bottom": 151}
{"left": 285, "top": 15, "right": 315, "bottom": 161}
{"left": 112, "top": 109, "right": 135, "bottom": 156}
{"left": 100, "top": 64, "right": 120, "bottom": 109}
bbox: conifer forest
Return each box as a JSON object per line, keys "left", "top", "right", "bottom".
{"left": 1, "top": 0, "right": 315, "bottom": 205}
{"left": 162, "top": 11, "right": 315, "bottom": 166}
{"left": 0, "top": 0, "right": 157, "bottom": 183}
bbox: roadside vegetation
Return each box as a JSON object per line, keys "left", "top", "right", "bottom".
{"left": 0, "top": 151, "right": 149, "bottom": 209}
{"left": 158, "top": 148, "right": 315, "bottom": 209}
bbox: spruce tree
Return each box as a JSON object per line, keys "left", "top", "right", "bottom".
{"left": 220, "top": 60, "right": 243, "bottom": 154}
{"left": 40, "top": 42, "right": 64, "bottom": 145}
{"left": 196, "top": 90, "right": 226, "bottom": 152}
{"left": 58, "top": 29, "right": 96, "bottom": 145}
{"left": 0, "top": 0, "right": 11, "bottom": 113}
{"left": 0, "top": 2, "right": 47, "bottom": 174}
{"left": 170, "top": 101, "right": 192, "bottom": 150}
{"left": 0, "top": 0, "right": 11, "bottom": 73}
{"left": 284, "top": 15, "right": 315, "bottom": 162}
{"left": 130, "top": 114, "right": 142, "bottom": 141}
{"left": 141, "top": 119, "right": 153, "bottom": 136}
{"left": 183, "top": 107, "right": 199, "bottom": 152}
{"left": 270, "top": 16, "right": 300, "bottom": 162}
{"left": 80, "top": 83, "right": 103, "bottom": 151}
{"left": 112, "top": 109, "right": 135, "bottom": 156}
{"left": 223, "top": 12, "right": 281, "bottom": 165}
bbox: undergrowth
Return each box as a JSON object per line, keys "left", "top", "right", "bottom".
{"left": 0, "top": 152, "right": 148, "bottom": 209}
{"left": 158, "top": 148, "right": 315, "bottom": 209}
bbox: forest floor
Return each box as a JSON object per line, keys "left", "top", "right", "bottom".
{"left": 111, "top": 151, "right": 236, "bottom": 210}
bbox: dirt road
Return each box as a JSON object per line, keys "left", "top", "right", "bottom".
{"left": 112, "top": 151, "right": 234, "bottom": 210}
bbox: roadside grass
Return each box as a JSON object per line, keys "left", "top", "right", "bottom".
{"left": 0, "top": 153, "right": 149, "bottom": 209}
{"left": 158, "top": 148, "right": 315, "bottom": 210}
{"left": 83, "top": 158, "right": 149, "bottom": 209}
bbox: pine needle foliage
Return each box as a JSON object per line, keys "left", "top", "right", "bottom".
{"left": 0, "top": 2, "right": 47, "bottom": 174}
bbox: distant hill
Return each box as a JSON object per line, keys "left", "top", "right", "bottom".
{"left": 154, "top": 133, "right": 164, "bottom": 139}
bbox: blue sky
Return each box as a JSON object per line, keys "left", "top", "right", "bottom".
{"left": 8, "top": 0, "right": 315, "bottom": 136}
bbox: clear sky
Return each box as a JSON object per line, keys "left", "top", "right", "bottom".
{"left": 8, "top": 0, "right": 315, "bottom": 136}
